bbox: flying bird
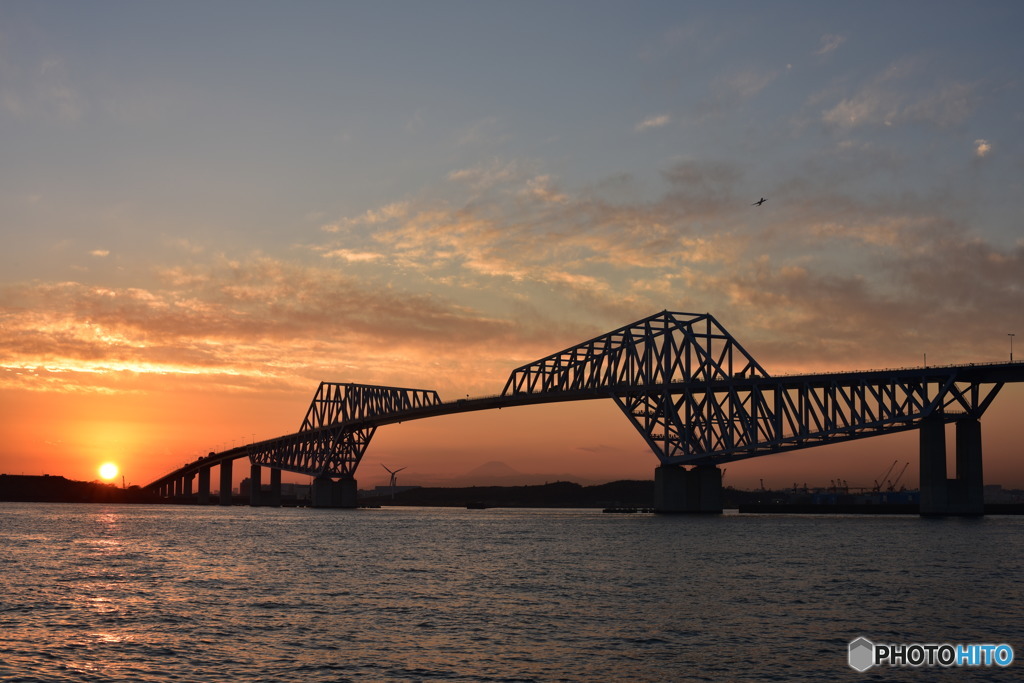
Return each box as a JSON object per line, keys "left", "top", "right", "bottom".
{"left": 752, "top": 197, "right": 767, "bottom": 206}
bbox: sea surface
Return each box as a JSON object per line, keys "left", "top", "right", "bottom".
{"left": 0, "top": 503, "right": 1021, "bottom": 682}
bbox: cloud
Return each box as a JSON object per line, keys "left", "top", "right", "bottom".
{"left": 320, "top": 248, "right": 383, "bottom": 263}
{"left": 821, "top": 94, "right": 884, "bottom": 128}
{"left": 446, "top": 159, "right": 522, "bottom": 190}
{"left": 90, "top": 249, "right": 110, "bottom": 257}
{"left": 975, "top": 138, "right": 992, "bottom": 158}
{"left": 522, "top": 175, "right": 568, "bottom": 204}
{"left": 370, "top": 162, "right": 1023, "bottom": 369}
{"left": 366, "top": 161, "right": 736, "bottom": 290}
{"left": 724, "top": 70, "right": 777, "bottom": 99}
{"left": 0, "top": 256, "right": 594, "bottom": 397}
{"left": 321, "top": 201, "right": 410, "bottom": 232}
{"left": 816, "top": 34, "right": 846, "bottom": 56}
{"left": 635, "top": 114, "right": 671, "bottom": 132}
{"left": 819, "top": 62, "right": 976, "bottom": 130}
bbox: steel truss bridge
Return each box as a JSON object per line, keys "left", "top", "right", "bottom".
{"left": 145, "top": 310, "right": 1024, "bottom": 511}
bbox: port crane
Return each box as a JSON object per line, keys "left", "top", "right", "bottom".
{"left": 873, "top": 460, "right": 898, "bottom": 492}
{"left": 887, "top": 462, "right": 910, "bottom": 492}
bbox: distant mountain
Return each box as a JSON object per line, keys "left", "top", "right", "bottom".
{"left": 465, "top": 460, "right": 524, "bottom": 480}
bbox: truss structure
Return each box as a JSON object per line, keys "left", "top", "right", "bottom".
{"left": 503, "top": 311, "right": 769, "bottom": 394}
{"left": 501, "top": 311, "right": 1005, "bottom": 465}
{"left": 249, "top": 383, "right": 442, "bottom": 477}
{"left": 615, "top": 370, "right": 1003, "bottom": 465}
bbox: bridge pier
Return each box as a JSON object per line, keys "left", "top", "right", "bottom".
{"left": 268, "top": 468, "right": 282, "bottom": 507}
{"left": 183, "top": 474, "right": 194, "bottom": 500}
{"left": 219, "top": 460, "right": 233, "bottom": 506}
{"left": 919, "top": 416, "right": 984, "bottom": 516}
{"left": 311, "top": 475, "right": 358, "bottom": 508}
{"left": 249, "top": 463, "right": 262, "bottom": 506}
{"left": 654, "top": 465, "right": 722, "bottom": 513}
{"left": 198, "top": 465, "right": 211, "bottom": 505}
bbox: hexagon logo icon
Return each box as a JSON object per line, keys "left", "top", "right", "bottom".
{"left": 849, "top": 637, "right": 875, "bottom": 672}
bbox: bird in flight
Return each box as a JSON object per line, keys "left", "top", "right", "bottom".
{"left": 752, "top": 197, "right": 767, "bottom": 206}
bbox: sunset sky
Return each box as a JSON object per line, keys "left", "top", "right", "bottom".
{"left": 2, "top": 1, "right": 1023, "bottom": 492}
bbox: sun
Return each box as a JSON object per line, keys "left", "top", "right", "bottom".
{"left": 99, "top": 462, "right": 119, "bottom": 481}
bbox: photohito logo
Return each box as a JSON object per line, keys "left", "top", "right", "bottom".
{"left": 849, "top": 637, "right": 1014, "bottom": 672}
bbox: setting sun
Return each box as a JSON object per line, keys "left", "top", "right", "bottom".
{"left": 99, "top": 463, "right": 119, "bottom": 481}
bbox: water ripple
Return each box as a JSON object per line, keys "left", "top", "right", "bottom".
{"left": 0, "top": 504, "right": 1021, "bottom": 681}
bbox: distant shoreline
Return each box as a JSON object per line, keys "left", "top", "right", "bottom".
{"left": 0, "top": 474, "right": 161, "bottom": 504}
{"left": 7, "top": 474, "right": 1024, "bottom": 515}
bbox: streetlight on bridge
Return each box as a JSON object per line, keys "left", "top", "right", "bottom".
{"left": 1010, "top": 333, "right": 1016, "bottom": 362}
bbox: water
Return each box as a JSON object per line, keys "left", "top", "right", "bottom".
{"left": 1, "top": 504, "right": 1021, "bottom": 681}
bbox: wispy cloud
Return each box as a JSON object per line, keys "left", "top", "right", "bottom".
{"left": 321, "top": 202, "right": 410, "bottom": 232}
{"left": 447, "top": 159, "right": 522, "bottom": 190}
{"left": 724, "top": 69, "right": 777, "bottom": 99}
{"left": 320, "top": 248, "right": 384, "bottom": 263}
{"left": 635, "top": 114, "right": 670, "bottom": 132}
{"left": 816, "top": 34, "right": 846, "bottom": 56}
{"left": 818, "top": 60, "right": 976, "bottom": 130}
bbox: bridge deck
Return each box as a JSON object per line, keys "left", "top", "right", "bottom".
{"left": 144, "top": 361, "right": 1024, "bottom": 490}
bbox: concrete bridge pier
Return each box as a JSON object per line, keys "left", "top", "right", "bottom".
{"left": 182, "top": 474, "right": 194, "bottom": 500}
{"left": 268, "top": 468, "right": 282, "bottom": 507}
{"left": 654, "top": 464, "right": 723, "bottom": 513}
{"left": 219, "top": 460, "right": 233, "bottom": 506}
{"left": 311, "top": 475, "right": 358, "bottom": 508}
{"left": 197, "top": 465, "right": 211, "bottom": 505}
{"left": 919, "top": 416, "right": 984, "bottom": 516}
{"left": 249, "top": 463, "right": 262, "bottom": 506}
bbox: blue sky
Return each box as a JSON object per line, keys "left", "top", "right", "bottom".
{"left": 2, "top": 1, "right": 1023, "bottom": 487}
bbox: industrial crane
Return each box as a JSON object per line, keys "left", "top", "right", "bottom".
{"left": 887, "top": 462, "right": 910, "bottom": 492}
{"left": 874, "top": 460, "right": 898, "bottom": 492}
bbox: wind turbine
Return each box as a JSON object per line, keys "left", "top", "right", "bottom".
{"left": 381, "top": 464, "right": 406, "bottom": 499}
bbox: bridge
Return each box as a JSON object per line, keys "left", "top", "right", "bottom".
{"left": 144, "top": 310, "right": 1024, "bottom": 515}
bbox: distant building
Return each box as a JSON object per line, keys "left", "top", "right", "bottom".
{"left": 984, "top": 484, "right": 1022, "bottom": 503}
{"left": 280, "top": 483, "right": 311, "bottom": 502}
{"left": 239, "top": 478, "right": 312, "bottom": 503}
{"left": 359, "top": 485, "right": 420, "bottom": 499}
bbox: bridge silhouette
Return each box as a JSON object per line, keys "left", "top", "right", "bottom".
{"left": 145, "top": 310, "right": 1024, "bottom": 514}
